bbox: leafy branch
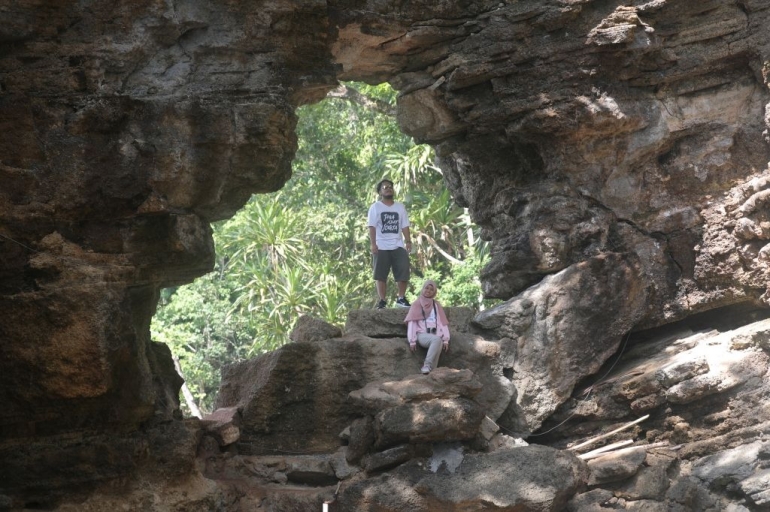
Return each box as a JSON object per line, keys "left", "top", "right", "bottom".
{"left": 326, "top": 84, "right": 396, "bottom": 117}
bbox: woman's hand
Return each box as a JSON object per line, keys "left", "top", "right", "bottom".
{"left": 409, "top": 342, "right": 417, "bottom": 353}
{"left": 442, "top": 341, "right": 449, "bottom": 352}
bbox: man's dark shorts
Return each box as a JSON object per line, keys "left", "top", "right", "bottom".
{"left": 373, "top": 247, "right": 410, "bottom": 282}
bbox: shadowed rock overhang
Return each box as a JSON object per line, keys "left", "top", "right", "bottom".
{"left": 2, "top": 1, "right": 770, "bottom": 510}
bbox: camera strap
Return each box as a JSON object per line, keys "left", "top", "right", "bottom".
{"left": 421, "top": 301, "right": 437, "bottom": 329}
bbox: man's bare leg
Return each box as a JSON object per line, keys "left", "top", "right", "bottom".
{"left": 376, "top": 280, "right": 387, "bottom": 300}
{"left": 397, "top": 281, "right": 408, "bottom": 298}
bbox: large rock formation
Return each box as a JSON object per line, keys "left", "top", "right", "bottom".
{"left": 214, "top": 308, "right": 508, "bottom": 455}
{"left": 3, "top": 0, "right": 770, "bottom": 510}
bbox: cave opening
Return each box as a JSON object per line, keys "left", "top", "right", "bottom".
{"left": 151, "top": 82, "right": 491, "bottom": 417}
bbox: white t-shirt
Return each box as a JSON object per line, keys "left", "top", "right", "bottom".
{"left": 367, "top": 201, "right": 410, "bottom": 250}
{"left": 425, "top": 307, "right": 437, "bottom": 329}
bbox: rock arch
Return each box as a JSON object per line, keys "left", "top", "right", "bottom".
{"left": 2, "top": 0, "right": 770, "bottom": 508}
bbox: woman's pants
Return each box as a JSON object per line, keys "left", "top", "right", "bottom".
{"left": 417, "top": 332, "right": 443, "bottom": 370}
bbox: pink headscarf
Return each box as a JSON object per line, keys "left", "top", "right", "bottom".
{"left": 404, "top": 280, "right": 449, "bottom": 325}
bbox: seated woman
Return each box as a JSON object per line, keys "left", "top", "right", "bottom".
{"left": 404, "top": 280, "right": 450, "bottom": 374}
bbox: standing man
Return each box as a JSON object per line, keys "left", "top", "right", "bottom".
{"left": 368, "top": 178, "right": 412, "bottom": 309}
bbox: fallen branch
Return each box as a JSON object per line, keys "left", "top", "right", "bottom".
{"left": 578, "top": 439, "right": 633, "bottom": 460}
{"left": 173, "top": 355, "right": 203, "bottom": 419}
{"left": 568, "top": 414, "right": 650, "bottom": 452}
{"left": 418, "top": 232, "right": 464, "bottom": 265}
{"left": 579, "top": 441, "right": 671, "bottom": 461}
{"left": 326, "top": 84, "right": 396, "bottom": 116}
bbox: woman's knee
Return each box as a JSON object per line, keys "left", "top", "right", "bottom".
{"left": 417, "top": 333, "right": 439, "bottom": 346}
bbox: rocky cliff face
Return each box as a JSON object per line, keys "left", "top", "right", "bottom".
{"left": 2, "top": 0, "right": 770, "bottom": 511}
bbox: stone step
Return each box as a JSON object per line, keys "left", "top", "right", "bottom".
{"left": 345, "top": 306, "right": 475, "bottom": 338}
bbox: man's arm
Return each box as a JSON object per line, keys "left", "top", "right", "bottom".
{"left": 369, "top": 226, "right": 378, "bottom": 254}
{"left": 402, "top": 226, "right": 412, "bottom": 252}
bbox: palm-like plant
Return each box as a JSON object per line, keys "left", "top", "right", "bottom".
{"left": 410, "top": 188, "right": 467, "bottom": 268}
{"left": 220, "top": 193, "right": 304, "bottom": 270}
{"left": 313, "top": 273, "right": 368, "bottom": 325}
{"left": 267, "top": 262, "right": 315, "bottom": 321}
{"left": 383, "top": 144, "right": 440, "bottom": 190}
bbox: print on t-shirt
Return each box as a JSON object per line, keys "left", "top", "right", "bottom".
{"left": 381, "top": 212, "right": 400, "bottom": 234}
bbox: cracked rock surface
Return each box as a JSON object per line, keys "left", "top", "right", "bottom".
{"left": 4, "top": 0, "right": 770, "bottom": 510}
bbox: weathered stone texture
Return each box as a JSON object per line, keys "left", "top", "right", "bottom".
{"left": 4, "top": 0, "right": 770, "bottom": 510}
{"left": 337, "top": 446, "right": 588, "bottom": 512}
{"left": 1, "top": 0, "right": 336, "bottom": 507}
{"left": 338, "top": 0, "right": 770, "bottom": 328}
{"left": 474, "top": 252, "right": 648, "bottom": 433}
{"left": 215, "top": 334, "right": 502, "bottom": 455}
{"left": 289, "top": 315, "right": 343, "bottom": 342}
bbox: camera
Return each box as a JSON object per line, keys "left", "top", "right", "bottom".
{"left": 426, "top": 327, "right": 436, "bottom": 334}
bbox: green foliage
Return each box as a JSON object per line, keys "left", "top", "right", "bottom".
{"left": 152, "top": 82, "right": 495, "bottom": 415}
{"left": 152, "top": 272, "right": 254, "bottom": 413}
{"left": 421, "top": 247, "right": 497, "bottom": 310}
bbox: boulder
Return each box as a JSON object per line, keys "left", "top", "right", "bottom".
{"left": 365, "top": 444, "right": 415, "bottom": 473}
{"left": 474, "top": 253, "right": 648, "bottom": 434}
{"left": 587, "top": 447, "right": 647, "bottom": 486}
{"left": 374, "top": 397, "right": 485, "bottom": 449}
{"left": 416, "top": 446, "right": 588, "bottom": 511}
{"left": 346, "top": 368, "right": 487, "bottom": 451}
{"left": 283, "top": 456, "right": 338, "bottom": 486}
{"left": 665, "top": 476, "right": 719, "bottom": 511}
{"left": 337, "top": 462, "right": 428, "bottom": 512}
{"left": 566, "top": 489, "right": 614, "bottom": 511}
{"left": 215, "top": 337, "right": 418, "bottom": 454}
{"left": 614, "top": 453, "right": 674, "bottom": 502}
{"left": 738, "top": 469, "right": 770, "bottom": 507}
{"left": 692, "top": 441, "right": 765, "bottom": 489}
{"left": 345, "top": 307, "right": 474, "bottom": 338}
{"left": 201, "top": 407, "right": 241, "bottom": 447}
{"left": 216, "top": 334, "right": 511, "bottom": 455}
{"left": 538, "top": 314, "right": 770, "bottom": 453}
{"left": 348, "top": 368, "right": 483, "bottom": 414}
{"left": 339, "top": 446, "right": 587, "bottom": 512}
{"left": 290, "top": 315, "right": 342, "bottom": 343}
{"left": 346, "top": 416, "right": 375, "bottom": 464}
{"left": 330, "top": 448, "right": 360, "bottom": 480}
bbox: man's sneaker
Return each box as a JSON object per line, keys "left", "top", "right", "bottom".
{"left": 395, "top": 296, "right": 411, "bottom": 308}
{"left": 376, "top": 299, "right": 387, "bottom": 309}
{"left": 421, "top": 364, "right": 431, "bottom": 374}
